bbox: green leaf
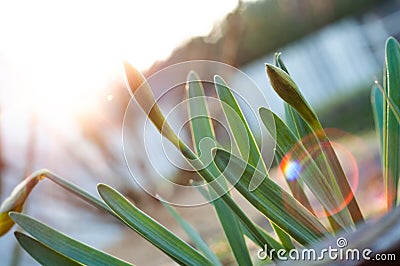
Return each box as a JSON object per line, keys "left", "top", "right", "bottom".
{"left": 194, "top": 183, "right": 285, "bottom": 251}
{"left": 10, "top": 212, "right": 132, "bottom": 266}
{"left": 192, "top": 156, "right": 280, "bottom": 254}
{"left": 283, "top": 104, "right": 344, "bottom": 232}
{"left": 276, "top": 53, "right": 344, "bottom": 232}
{"left": 260, "top": 107, "right": 353, "bottom": 229}
{"left": 126, "top": 68, "right": 280, "bottom": 255}
{"left": 44, "top": 171, "right": 118, "bottom": 219}
{"left": 383, "top": 37, "right": 400, "bottom": 209}
{"left": 14, "top": 231, "right": 82, "bottom": 266}
{"left": 191, "top": 157, "right": 284, "bottom": 254}
{"left": 214, "top": 75, "right": 268, "bottom": 189}
{"left": 275, "top": 54, "right": 314, "bottom": 214}
{"left": 127, "top": 67, "right": 281, "bottom": 254}
{"left": 161, "top": 201, "right": 221, "bottom": 266}
{"left": 97, "top": 184, "right": 213, "bottom": 266}
{"left": 214, "top": 74, "right": 294, "bottom": 250}
{"left": 187, "top": 72, "right": 252, "bottom": 265}
{"left": 239, "top": 223, "right": 283, "bottom": 251}
{"left": 274, "top": 52, "right": 290, "bottom": 74}
{"left": 265, "top": 63, "right": 363, "bottom": 224}
{"left": 213, "top": 148, "right": 328, "bottom": 245}
{"left": 372, "top": 84, "right": 384, "bottom": 153}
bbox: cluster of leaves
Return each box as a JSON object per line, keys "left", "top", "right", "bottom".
{"left": 0, "top": 37, "right": 399, "bottom": 265}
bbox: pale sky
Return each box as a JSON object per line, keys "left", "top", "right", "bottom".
{"left": 0, "top": 0, "right": 238, "bottom": 122}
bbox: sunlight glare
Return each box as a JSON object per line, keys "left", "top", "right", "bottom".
{"left": 0, "top": 0, "right": 238, "bottom": 126}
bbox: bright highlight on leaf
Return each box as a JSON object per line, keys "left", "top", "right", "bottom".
{"left": 186, "top": 71, "right": 253, "bottom": 265}
{"left": 123, "top": 61, "right": 182, "bottom": 150}
{"left": 382, "top": 37, "right": 400, "bottom": 209}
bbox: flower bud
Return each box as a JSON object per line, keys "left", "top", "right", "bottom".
{"left": 124, "top": 61, "right": 181, "bottom": 149}
{"left": 266, "top": 64, "right": 319, "bottom": 130}
{"left": 0, "top": 173, "right": 42, "bottom": 236}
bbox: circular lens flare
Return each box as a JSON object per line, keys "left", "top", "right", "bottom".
{"left": 280, "top": 156, "right": 302, "bottom": 182}
{"left": 277, "top": 128, "right": 361, "bottom": 219}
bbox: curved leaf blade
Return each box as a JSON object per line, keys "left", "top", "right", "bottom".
{"left": 97, "top": 184, "right": 213, "bottom": 266}
{"left": 213, "top": 148, "right": 328, "bottom": 245}
{"left": 194, "top": 183, "right": 285, "bottom": 251}
{"left": 214, "top": 75, "right": 267, "bottom": 190}
{"left": 187, "top": 71, "right": 252, "bottom": 265}
{"left": 14, "top": 231, "right": 82, "bottom": 266}
{"left": 214, "top": 75, "right": 294, "bottom": 250}
{"left": 265, "top": 63, "right": 363, "bottom": 224}
{"left": 260, "top": 108, "right": 353, "bottom": 229}
{"left": 162, "top": 201, "right": 221, "bottom": 266}
{"left": 384, "top": 37, "right": 400, "bottom": 209}
{"left": 274, "top": 54, "right": 350, "bottom": 231}
{"left": 10, "top": 212, "right": 132, "bottom": 266}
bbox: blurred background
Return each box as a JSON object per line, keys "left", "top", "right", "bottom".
{"left": 1, "top": 0, "right": 400, "bottom": 265}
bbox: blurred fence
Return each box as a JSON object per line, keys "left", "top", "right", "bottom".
{"left": 239, "top": 8, "right": 400, "bottom": 114}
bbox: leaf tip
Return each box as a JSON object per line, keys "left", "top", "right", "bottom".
{"left": 187, "top": 70, "right": 200, "bottom": 82}
{"left": 97, "top": 183, "right": 110, "bottom": 195}
{"left": 123, "top": 61, "right": 146, "bottom": 96}
{"left": 213, "top": 74, "right": 226, "bottom": 87}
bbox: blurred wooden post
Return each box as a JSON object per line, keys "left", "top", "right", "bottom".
{"left": 220, "top": 2, "right": 245, "bottom": 66}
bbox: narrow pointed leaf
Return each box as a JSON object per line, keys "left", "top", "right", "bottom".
{"left": 275, "top": 54, "right": 326, "bottom": 228}
{"left": 97, "top": 184, "right": 213, "bottom": 266}
{"left": 383, "top": 37, "right": 400, "bottom": 209}
{"left": 214, "top": 75, "right": 293, "bottom": 250}
{"left": 283, "top": 104, "right": 343, "bottom": 232}
{"left": 10, "top": 212, "right": 132, "bottom": 266}
{"left": 194, "top": 182, "right": 285, "bottom": 251}
{"left": 277, "top": 52, "right": 345, "bottom": 232}
{"left": 192, "top": 157, "right": 277, "bottom": 252}
{"left": 127, "top": 68, "right": 278, "bottom": 253}
{"left": 14, "top": 231, "right": 82, "bottom": 266}
{"left": 214, "top": 75, "right": 267, "bottom": 190}
{"left": 266, "top": 63, "right": 363, "bottom": 224}
{"left": 213, "top": 148, "right": 328, "bottom": 245}
{"left": 260, "top": 107, "right": 354, "bottom": 229}
{"left": 187, "top": 72, "right": 252, "bottom": 265}
{"left": 162, "top": 202, "right": 221, "bottom": 266}
{"left": 276, "top": 54, "right": 314, "bottom": 214}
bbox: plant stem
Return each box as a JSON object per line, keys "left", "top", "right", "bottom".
{"left": 179, "top": 141, "right": 284, "bottom": 251}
